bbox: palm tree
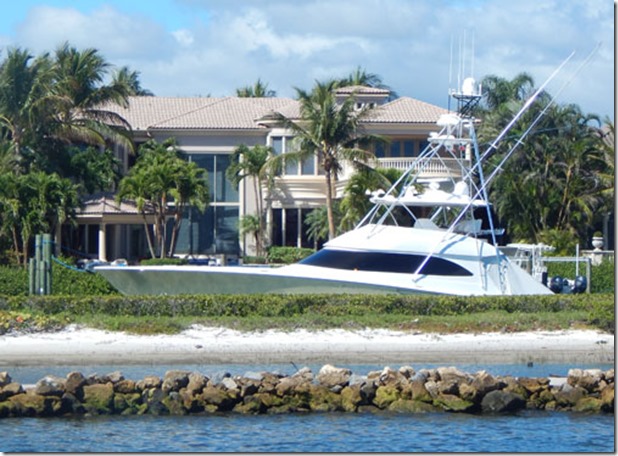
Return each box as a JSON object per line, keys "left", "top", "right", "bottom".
{"left": 339, "top": 66, "right": 397, "bottom": 98}
{"left": 0, "top": 47, "right": 52, "bottom": 171}
{"left": 273, "top": 80, "right": 379, "bottom": 239}
{"left": 236, "top": 78, "right": 276, "bottom": 97}
{"left": 226, "top": 144, "right": 275, "bottom": 255}
{"left": 116, "top": 138, "right": 209, "bottom": 259}
{"left": 340, "top": 166, "right": 402, "bottom": 231}
{"left": 112, "top": 66, "right": 154, "bottom": 96}
{"left": 43, "top": 42, "right": 133, "bottom": 152}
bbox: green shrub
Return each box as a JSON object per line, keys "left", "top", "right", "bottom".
{"left": 243, "top": 256, "right": 267, "bottom": 264}
{"left": 267, "top": 246, "right": 315, "bottom": 264}
{"left": 0, "top": 266, "right": 28, "bottom": 296}
{"left": 140, "top": 257, "right": 188, "bottom": 266}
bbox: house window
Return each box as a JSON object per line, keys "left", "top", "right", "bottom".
{"left": 170, "top": 153, "right": 240, "bottom": 256}
{"left": 271, "top": 135, "right": 318, "bottom": 176}
{"left": 271, "top": 207, "right": 316, "bottom": 249}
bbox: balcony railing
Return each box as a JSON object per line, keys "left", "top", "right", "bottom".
{"left": 376, "top": 157, "right": 471, "bottom": 178}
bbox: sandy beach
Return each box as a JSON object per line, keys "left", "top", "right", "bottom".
{"left": 0, "top": 325, "right": 613, "bottom": 367}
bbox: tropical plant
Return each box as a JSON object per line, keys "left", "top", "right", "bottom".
{"left": 116, "top": 138, "right": 209, "bottom": 258}
{"left": 338, "top": 66, "right": 398, "bottom": 99}
{"left": 273, "top": 79, "right": 380, "bottom": 239}
{"left": 112, "top": 66, "right": 154, "bottom": 96}
{"left": 226, "top": 144, "right": 276, "bottom": 255}
{"left": 0, "top": 171, "right": 79, "bottom": 265}
{"left": 238, "top": 214, "right": 262, "bottom": 256}
{"left": 477, "top": 73, "right": 611, "bottom": 245}
{"left": 339, "top": 166, "right": 402, "bottom": 231}
{"left": 235, "top": 78, "right": 276, "bottom": 97}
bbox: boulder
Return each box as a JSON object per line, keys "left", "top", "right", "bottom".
{"left": 0, "top": 372, "right": 12, "bottom": 388}
{"left": 308, "top": 384, "right": 343, "bottom": 412}
{"left": 162, "top": 371, "right": 191, "bottom": 393}
{"left": 114, "top": 379, "right": 137, "bottom": 394}
{"left": 82, "top": 383, "right": 115, "bottom": 414}
{"left": 407, "top": 379, "right": 432, "bottom": 403}
{"left": 470, "top": 371, "right": 505, "bottom": 395}
{"left": 600, "top": 383, "right": 614, "bottom": 411}
{"left": 340, "top": 385, "right": 364, "bottom": 412}
{"left": 102, "top": 371, "right": 125, "bottom": 384}
{"left": 220, "top": 377, "right": 239, "bottom": 392}
{"left": 136, "top": 376, "right": 162, "bottom": 391}
{"left": 553, "top": 383, "right": 587, "bottom": 408}
{"left": 200, "top": 385, "right": 238, "bottom": 411}
{"left": 34, "top": 376, "right": 66, "bottom": 397}
{"left": 388, "top": 399, "right": 435, "bottom": 413}
{"left": 9, "top": 393, "right": 58, "bottom": 417}
{"left": 518, "top": 377, "right": 549, "bottom": 394}
{"left": 65, "top": 372, "right": 87, "bottom": 397}
{"left": 373, "top": 385, "right": 400, "bottom": 409}
{"left": 433, "top": 393, "right": 476, "bottom": 413}
{"left": 573, "top": 397, "right": 603, "bottom": 413}
{"left": 481, "top": 390, "right": 526, "bottom": 413}
{"left": 0, "top": 382, "right": 24, "bottom": 401}
{"left": 186, "top": 372, "right": 208, "bottom": 395}
{"left": 316, "top": 364, "right": 351, "bottom": 388}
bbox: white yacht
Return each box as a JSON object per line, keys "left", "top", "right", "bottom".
{"left": 95, "top": 77, "right": 553, "bottom": 296}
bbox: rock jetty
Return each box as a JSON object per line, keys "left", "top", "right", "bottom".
{"left": 0, "top": 365, "right": 613, "bottom": 418}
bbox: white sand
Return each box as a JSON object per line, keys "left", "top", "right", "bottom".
{"left": 0, "top": 325, "right": 613, "bottom": 366}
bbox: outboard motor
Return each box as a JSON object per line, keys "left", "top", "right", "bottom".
{"left": 549, "top": 276, "right": 565, "bottom": 293}
{"left": 572, "top": 275, "right": 587, "bottom": 294}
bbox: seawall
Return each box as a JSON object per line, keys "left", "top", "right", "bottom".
{"left": 0, "top": 365, "right": 613, "bottom": 417}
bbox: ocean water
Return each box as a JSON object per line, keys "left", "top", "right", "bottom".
{"left": 1, "top": 410, "right": 614, "bottom": 452}
{"left": 0, "top": 362, "right": 614, "bottom": 453}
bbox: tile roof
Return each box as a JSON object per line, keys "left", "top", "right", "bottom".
{"left": 105, "top": 92, "right": 447, "bottom": 131}
{"left": 78, "top": 192, "right": 152, "bottom": 215}
{"left": 365, "top": 97, "right": 449, "bottom": 124}
{"left": 334, "top": 85, "right": 391, "bottom": 95}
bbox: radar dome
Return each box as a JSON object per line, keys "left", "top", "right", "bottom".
{"left": 462, "top": 77, "right": 476, "bottom": 96}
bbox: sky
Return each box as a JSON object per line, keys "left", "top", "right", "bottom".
{"left": 0, "top": 0, "right": 614, "bottom": 120}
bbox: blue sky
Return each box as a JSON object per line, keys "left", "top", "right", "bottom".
{"left": 0, "top": 0, "right": 614, "bottom": 120}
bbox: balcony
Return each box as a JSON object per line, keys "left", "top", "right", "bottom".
{"left": 376, "top": 157, "right": 471, "bottom": 178}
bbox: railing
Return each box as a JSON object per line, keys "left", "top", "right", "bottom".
{"left": 376, "top": 157, "right": 471, "bottom": 177}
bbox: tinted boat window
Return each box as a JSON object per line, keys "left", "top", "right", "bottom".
{"left": 299, "top": 249, "right": 472, "bottom": 276}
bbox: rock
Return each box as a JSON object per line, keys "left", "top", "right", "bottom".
{"left": 407, "top": 379, "right": 432, "bottom": 403}
{"left": 162, "top": 391, "right": 187, "bottom": 415}
{"left": 144, "top": 388, "right": 169, "bottom": 415}
{"left": 0, "top": 382, "right": 24, "bottom": 401}
{"left": 398, "top": 366, "right": 415, "bottom": 378}
{"left": 102, "top": 371, "right": 124, "bottom": 384}
{"left": 82, "top": 383, "right": 115, "bottom": 414}
{"left": 434, "top": 393, "right": 476, "bottom": 413}
{"left": 554, "top": 383, "right": 587, "bottom": 408}
{"left": 65, "top": 372, "right": 87, "bottom": 396}
{"left": 373, "top": 385, "right": 400, "bottom": 409}
{"left": 568, "top": 370, "right": 602, "bottom": 393}
{"left": 234, "top": 395, "right": 265, "bottom": 414}
{"left": 0, "top": 372, "right": 12, "bottom": 388}
{"left": 470, "top": 371, "right": 505, "bottom": 395}
{"left": 136, "top": 376, "right": 161, "bottom": 390}
{"left": 424, "top": 380, "right": 439, "bottom": 399}
{"left": 518, "top": 377, "right": 549, "bottom": 394}
{"left": 114, "top": 379, "right": 137, "bottom": 394}
{"left": 238, "top": 379, "right": 260, "bottom": 398}
{"left": 200, "top": 385, "right": 238, "bottom": 411}
{"left": 162, "top": 371, "right": 190, "bottom": 393}
{"left": 308, "top": 384, "right": 343, "bottom": 412}
{"left": 437, "top": 366, "right": 469, "bottom": 384}
{"left": 573, "top": 397, "right": 603, "bottom": 413}
{"left": 458, "top": 382, "right": 481, "bottom": 403}
{"left": 600, "top": 383, "right": 614, "bottom": 411}
{"left": 34, "top": 376, "right": 65, "bottom": 397}
{"left": 9, "top": 393, "right": 58, "bottom": 417}
{"left": 316, "top": 364, "right": 351, "bottom": 388}
{"left": 186, "top": 372, "right": 208, "bottom": 395}
{"left": 481, "top": 390, "right": 526, "bottom": 413}
{"left": 220, "top": 377, "right": 239, "bottom": 391}
{"left": 340, "top": 385, "right": 364, "bottom": 412}
{"left": 388, "top": 399, "right": 435, "bottom": 413}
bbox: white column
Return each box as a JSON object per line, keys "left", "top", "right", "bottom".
{"left": 98, "top": 223, "right": 107, "bottom": 261}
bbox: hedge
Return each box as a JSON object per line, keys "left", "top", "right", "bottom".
{"left": 0, "top": 293, "right": 613, "bottom": 333}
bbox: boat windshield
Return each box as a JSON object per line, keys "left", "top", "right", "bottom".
{"left": 299, "top": 249, "right": 473, "bottom": 276}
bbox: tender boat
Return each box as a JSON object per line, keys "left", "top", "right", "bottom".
{"left": 95, "top": 75, "right": 555, "bottom": 296}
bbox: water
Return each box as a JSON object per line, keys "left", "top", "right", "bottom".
{"left": 1, "top": 411, "right": 613, "bottom": 452}
{"left": 0, "top": 362, "right": 614, "bottom": 453}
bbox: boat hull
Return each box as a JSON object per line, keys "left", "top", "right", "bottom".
{"left": 94, "top": 265, "right": 436, "bottom": 296}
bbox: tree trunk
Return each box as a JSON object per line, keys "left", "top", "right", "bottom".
{"left": 325, "top": 169, "right": 336, "bottom": 239}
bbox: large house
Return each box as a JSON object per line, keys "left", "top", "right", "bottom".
{"left": 72, "top": 86, "right": 451, "bottom": 263}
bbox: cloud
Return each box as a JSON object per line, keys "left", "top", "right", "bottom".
{"left": 4, "top": 0, "right": 613, "bottom": 118}
{"left": 15, "top": 5, "right": 176, "bottom": 62}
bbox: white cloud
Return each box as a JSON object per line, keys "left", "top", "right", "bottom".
{"left": 3, "top": 0, "right": 613, "bottom": 119}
